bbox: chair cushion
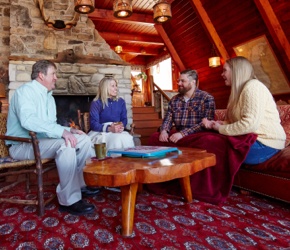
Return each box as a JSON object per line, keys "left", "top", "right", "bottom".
{"left": 0, "top": 157, "right": 19, "bottom": 164}
{"left": 243, "top": 146, "right": 290, "bottom": 178}
{"left": 278, "top": 105, "right": 290, "bottom": 146}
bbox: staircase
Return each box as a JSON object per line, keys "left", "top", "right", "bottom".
{"left": 132, "top": 106, "right": 163, "bottom": 145}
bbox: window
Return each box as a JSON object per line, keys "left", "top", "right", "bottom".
{"left": 151, "top": 57, "right": 172, "bottom": 90}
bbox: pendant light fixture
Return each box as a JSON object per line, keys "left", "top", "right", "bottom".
{"left": 113, "top": 0, "right": 133, "bottom": 18}
{"left": 114, "top": 34, "right": 123, "bottom": 54}
{"left": 209, "top": 44, "right": 221, "bottom": 68}
{"left": 153, "top": 0, "right": 172, "bottom": 23}
{"left": 74, "top": 0, "right": 95, "bottom": 14}
{"left": 115, "top": 45, "right": 123, "bottom": 54}
{"left": 209, "top": 57, "right": 221, "bottom": 68}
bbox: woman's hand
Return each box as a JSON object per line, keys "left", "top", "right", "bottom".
{"left": 202, "top": 118, "right": 215, "bottom": 129}
{"left": 110, "top": 122, "right": 124, "bottom": 133}
{"left": 212, "top": 121, "right": 222, "bottom": 131}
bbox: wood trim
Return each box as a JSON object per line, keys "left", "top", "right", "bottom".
{"left": 154, "top": 24, "right": 185, "bottom": 71}
{"left": 99, "top": 32, "right": 164, "bottom": 46}
{"left": 253, "top": 0, "right": 290, "bottom": 72}
{"left": 190, "top": 0, "right": 230, "bottom": 61}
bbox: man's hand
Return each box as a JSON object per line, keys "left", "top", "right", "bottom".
{"left": 159, "top": 130, "right": 169, "bottom": 142}
{"left": 62, "top": 129, "right": 81, "bottom": 148}
{"left": 202, "top": 118, "right": 214, "bottom": 129}
{"left": 169, "top": 132, "right": 183, "bottom": 143}
{"left": 70, "top": 128, "right": 85, "bottom": 135}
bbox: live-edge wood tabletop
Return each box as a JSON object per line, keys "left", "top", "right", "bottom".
{"left": 83, "top": 147, "right": 216, "bottom": 187}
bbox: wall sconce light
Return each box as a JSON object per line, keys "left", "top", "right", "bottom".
{"left": 74, "top": 0, "right": 95, "bottom": 14}
{"left": 115, "top": 45, "right": 123, "bottom": 54}
{"left": 209, "top": 44, "right": 221, "bottom": 68}
{"left": 113, "top": 0, "right": 133, "bottom": 18}
{"left": 153, "top": 0, "right": 172, "bottom": 23}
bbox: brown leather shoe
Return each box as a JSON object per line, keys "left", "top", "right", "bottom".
{"left": 59, "top": 200, "right": 95, "bottom": 215}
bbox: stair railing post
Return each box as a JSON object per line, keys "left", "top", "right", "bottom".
{"left": 161, "top": 95, "right": 164, "bottom": 119}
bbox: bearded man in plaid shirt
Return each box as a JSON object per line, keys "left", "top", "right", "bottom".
{"left": 157, "top": 69, "right": 215, "bottom": 144}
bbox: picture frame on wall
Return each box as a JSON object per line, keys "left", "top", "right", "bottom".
{"left": 233, "top": 35, "right": 290, "bottom": 95}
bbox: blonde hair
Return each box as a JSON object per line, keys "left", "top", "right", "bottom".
{"left": 226, "top": 56, "right": 256, "bottom": 121}
{"left": 95, "top": 77, "right": 119, "bottom": 108}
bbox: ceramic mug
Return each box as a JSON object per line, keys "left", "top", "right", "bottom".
{"left": 94, "top": 143, "right": 106, "bottom": 159}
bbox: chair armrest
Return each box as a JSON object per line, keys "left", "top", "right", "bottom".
{"left": 129, "top": 123, "right": 135, "bottom": 135}
{"left": 124, "top": 123, "right": 137, "bottom": 136}
{"left": 0, "top": 135, "right": 33, "bottom": 143}
{"left": 0, "top": 132, "right": 41, "bottom": 162}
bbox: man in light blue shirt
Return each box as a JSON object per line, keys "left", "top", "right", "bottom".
{"left": 6, "top": 60, "right": 100, "bottom": 215}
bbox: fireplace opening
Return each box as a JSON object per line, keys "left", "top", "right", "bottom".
{"left": 54, "top": 95, "right": 95, "bottom": 127}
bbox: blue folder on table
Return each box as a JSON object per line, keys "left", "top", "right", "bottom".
{"left": 107, "top": 146, "right": 179, "bottom": 158}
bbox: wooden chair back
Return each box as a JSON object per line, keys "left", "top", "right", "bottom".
{"left": 0, "top": 112, "right": 57, "bottom": 216}
{"left": 0, "top": 113, "right": 9, "bottom": 157}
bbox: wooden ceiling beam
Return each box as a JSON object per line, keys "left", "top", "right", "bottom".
{"left": 254, "top": 0, "right": 290, "bottom": 72}
{"left": 190, "top": 0, "right": 230, "bottom": 61}
{"left": 99, "top": 32, "right": 164, "bottom": 46}
{"left": 154, "top": 24, "right": 185, "bottom": 71}
{"left": 88, "top": 9, "right": 154, "bottom": 26}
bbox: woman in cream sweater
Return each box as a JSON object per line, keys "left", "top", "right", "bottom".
{"left": 203, "top": 56, "right": 286, "bottom": 164}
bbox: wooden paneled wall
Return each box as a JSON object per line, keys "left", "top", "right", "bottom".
{"left": 164, "top": 0, "right": 290, "bottom": 108}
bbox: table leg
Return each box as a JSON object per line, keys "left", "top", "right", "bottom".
{"left": 179, "top": 176, "right": 193, "bottom": 202}
{"left": 120, "top": 182, "right": 138, "bottom": 237}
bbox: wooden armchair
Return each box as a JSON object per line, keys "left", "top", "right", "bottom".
{"left": 77, "top": 110, "right": 141, "bottom": 146}
{"left": 0, "top": 113, "right": 57, "bottom": 216}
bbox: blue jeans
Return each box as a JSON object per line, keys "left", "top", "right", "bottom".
{"left": 244, "top": 141, "right": 280, "bottom": 165}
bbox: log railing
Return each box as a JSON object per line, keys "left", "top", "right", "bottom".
{"left": 151, "top": 81, "right": 171, "bottom": 119}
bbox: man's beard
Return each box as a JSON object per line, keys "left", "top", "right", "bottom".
{"left": 178, "top": 85, "right": 191, "bottom": 95}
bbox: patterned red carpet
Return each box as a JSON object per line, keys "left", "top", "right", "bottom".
{"left": 0, "top": 185, "right": 289, "bottom": 249}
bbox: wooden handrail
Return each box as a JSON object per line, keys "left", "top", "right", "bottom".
{"left": 152, "top": 82, "right": 171, "bottom": 102}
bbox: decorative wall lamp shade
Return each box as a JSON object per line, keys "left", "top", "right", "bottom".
{"left": 209, "top": 44, "right": 221, "bottom": 68}
{"left": 115, "top": 45, "right": 123, "bottom": 53}
{"left": 153, "top": 1, "right": 172, "bottom": 23}
{"left": 74, "top": 0, "right": 95, "bottom": 14}
{"left": 113, "top": 0, "right": 133, "bottom": 18}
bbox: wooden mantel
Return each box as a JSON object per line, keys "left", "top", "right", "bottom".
{"left": 9, "top": 50, "right": 130, "bottom": 66}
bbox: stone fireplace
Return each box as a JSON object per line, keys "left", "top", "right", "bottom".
{"left": 4, "top": 0, "right": 135, "bottom": 127}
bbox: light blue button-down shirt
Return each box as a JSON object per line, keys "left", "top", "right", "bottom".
{"left": 6, "top": 80, "right": 70, "bottom": 144}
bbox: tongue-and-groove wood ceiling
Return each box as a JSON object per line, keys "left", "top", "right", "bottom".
{"left": 89, "top": 0, "right": 290, "bottom": 108}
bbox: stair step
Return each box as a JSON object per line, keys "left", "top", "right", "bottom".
{"left": 132, "top": 107, "right": 156, "bottom": 114}
{"left": 134, "top": 127, "right": 159, "bottom": 137}
{"left": 133, "top": 112, "right": 160, "bottom": 120}
{"left": 134, "top": 119, "right": 162, "bottom": 128}
{"left": 132, "top": 105, "right": 161, "bottom": 145}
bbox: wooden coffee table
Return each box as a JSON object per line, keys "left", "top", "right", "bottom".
{"left": 83, "top": 147, "right": 216, "bottom": 237}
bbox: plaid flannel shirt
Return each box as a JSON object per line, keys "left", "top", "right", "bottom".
{"left": 160, "top": 88, "right": 215, "bottom": 137}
